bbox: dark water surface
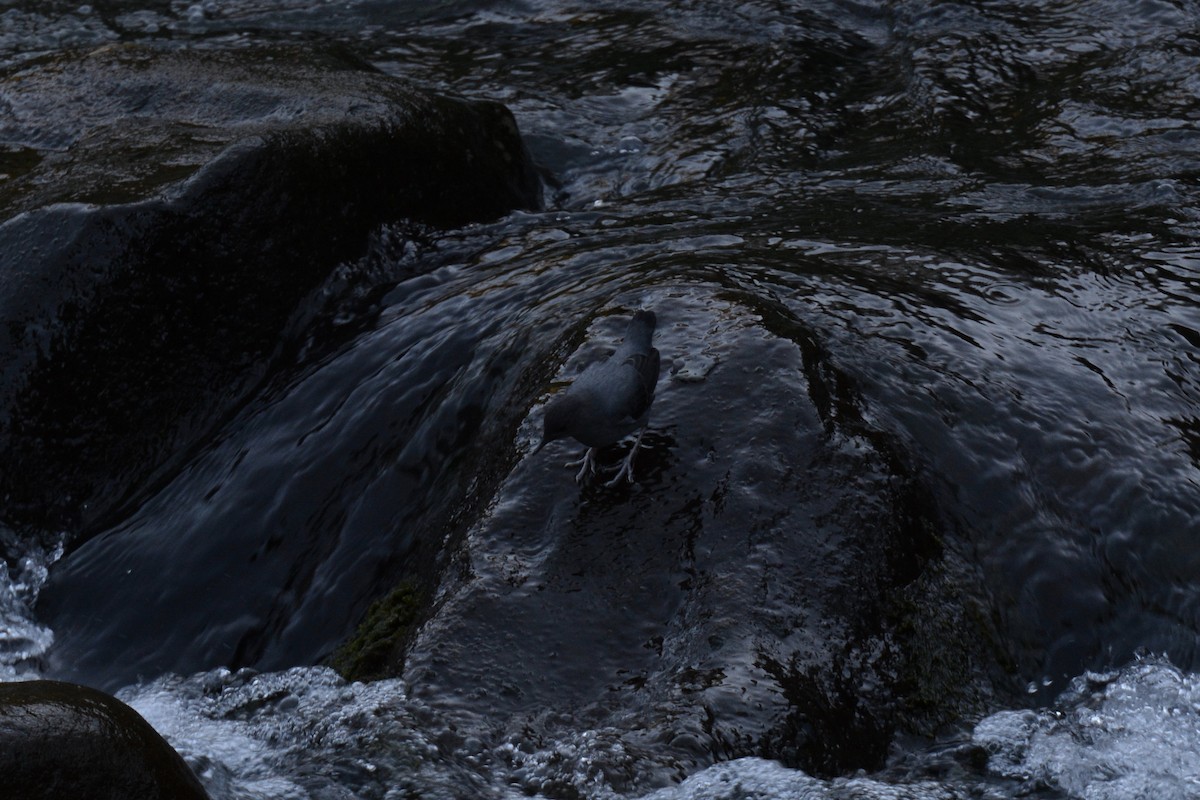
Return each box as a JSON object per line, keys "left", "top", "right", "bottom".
{"left": 7, "top": 1, "right": 1200, "bottom": 797}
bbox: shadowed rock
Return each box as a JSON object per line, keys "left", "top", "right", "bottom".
{"left": 386, "top": 293, "right": 994, "bottom": 782}
{"left": 0, "top": 680, "right": 208, "bottom": 800}
{"left": 0, "top": 43, "right": 540, "bottom": 536}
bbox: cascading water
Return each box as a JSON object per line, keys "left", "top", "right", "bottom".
{"left": 5, "top": 2, "right": 1200, "bottom": 798}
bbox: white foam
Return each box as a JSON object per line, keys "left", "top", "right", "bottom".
{"left": 0, "top": 528, "right": 64, "bottom": 680}
{"left": 639, "top": 758, "right": 957, "bottom": 800}
{"left": 54, "top": 656, "right": 1200, "bottom": 799}
{"left": 118, "top": 666, "right": 491, "bottom": 800}
{"left": 974, "top": 657, "right": 1200, "bottom": 799}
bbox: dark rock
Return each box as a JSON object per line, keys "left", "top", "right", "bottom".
{"left": 0, "top": 43, "right": 541, "bottom": 535}
{"left": 387, "top": 292, "right": 993, "bottom": 782}
{"left": 0, "top": 680, "right": 208, "bottom": 800}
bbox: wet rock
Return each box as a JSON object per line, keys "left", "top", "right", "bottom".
{"left": 0, "top": 679, "right": 208, "bottom": 800}
{"left": 386, "top": 291, "right": 990, "bottom": 783}
{"left": 329, "top": 580, "right": 426, "bottom": 682}
{"left": 0, "top": 43, "right": 540, "bottom": 535}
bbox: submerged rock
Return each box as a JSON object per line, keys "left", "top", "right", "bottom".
{"left": 0, "top": 43, "right": 540, "bottom": 535}
{"left": 0, "top": 679, "right": 208, "bottom": 800}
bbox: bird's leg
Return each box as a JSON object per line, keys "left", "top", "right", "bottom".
{"left": 605, "top": 427, "right": 647, "bottom": 487}
{"left": 565, "top": 447, "right": 598, "bottom": 483}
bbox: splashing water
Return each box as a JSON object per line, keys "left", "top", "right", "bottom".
{"left": 0, "top": 527, "right": 63, "bottom": 680}
{"left": 109, "top": 656, "right": 1200, "bottom": 800}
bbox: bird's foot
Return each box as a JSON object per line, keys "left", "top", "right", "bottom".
{"left": 604, "top": 429, "right": 646, "bottom": 487}
{"left": 566, "top": 447, "right": 599, "bottom": 483}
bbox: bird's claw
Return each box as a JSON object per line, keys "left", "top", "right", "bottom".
{"left": 566, "top": 448, "right": 598, "bottom": 483}
{"left": 562, "top": 429, "right": 647, "bottom": 487}
{"left": 603, "top": 456, "right": 636, "bottom": 487}
{"left": 604, "top": 428, "right": 646, "bottom": 487}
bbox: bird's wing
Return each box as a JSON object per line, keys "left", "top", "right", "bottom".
{"left": 620, "top": 346, "right": 660, "bottom": 422}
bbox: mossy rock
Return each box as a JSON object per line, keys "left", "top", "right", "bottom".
{"left": 331, "top": 582, "right": 427, "bottom": 682}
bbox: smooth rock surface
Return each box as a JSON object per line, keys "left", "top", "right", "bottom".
{"left": 391, "top": 292, "right": 985, "bottom": 780}
{"left": 0, "top": 43, "right": 540, "bottom": 535}
{"left": 0, "top": 679, "right": 208, "bottom": 800}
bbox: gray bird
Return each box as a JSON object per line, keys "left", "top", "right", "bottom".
{"left": 537, "top": 310, "right": 661, "bottom": 485}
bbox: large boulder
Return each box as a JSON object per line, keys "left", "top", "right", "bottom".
{"left": 0, "top": 43, "right": 540, "bottom": 534}
{"left": 0, "top": 680, "right": 208, "bottom": 800}
{"left": 382, "top": 292, "right": 995, "bottom": 782}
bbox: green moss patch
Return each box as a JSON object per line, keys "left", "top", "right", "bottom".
{"left": 330, "top": 582, "right": 426, "bottom": 682}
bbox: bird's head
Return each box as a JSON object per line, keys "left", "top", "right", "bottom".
{"left": 536, "top": 394, "right": 579, "bottom": 452}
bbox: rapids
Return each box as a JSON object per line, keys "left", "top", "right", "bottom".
{"left": 5, "top": 1, "right": 1200, "bottom": 798}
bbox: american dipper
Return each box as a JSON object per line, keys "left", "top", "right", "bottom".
{"left": 538, "top": 310, "right": 661, "bottom": 485}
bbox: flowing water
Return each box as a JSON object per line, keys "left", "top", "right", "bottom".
{"left": 5, "top": 1, "right": 1200, "bottom": 798}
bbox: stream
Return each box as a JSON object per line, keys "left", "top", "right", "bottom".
{"left": 4, "top": 1, "right": 1200, "bottom": 798}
